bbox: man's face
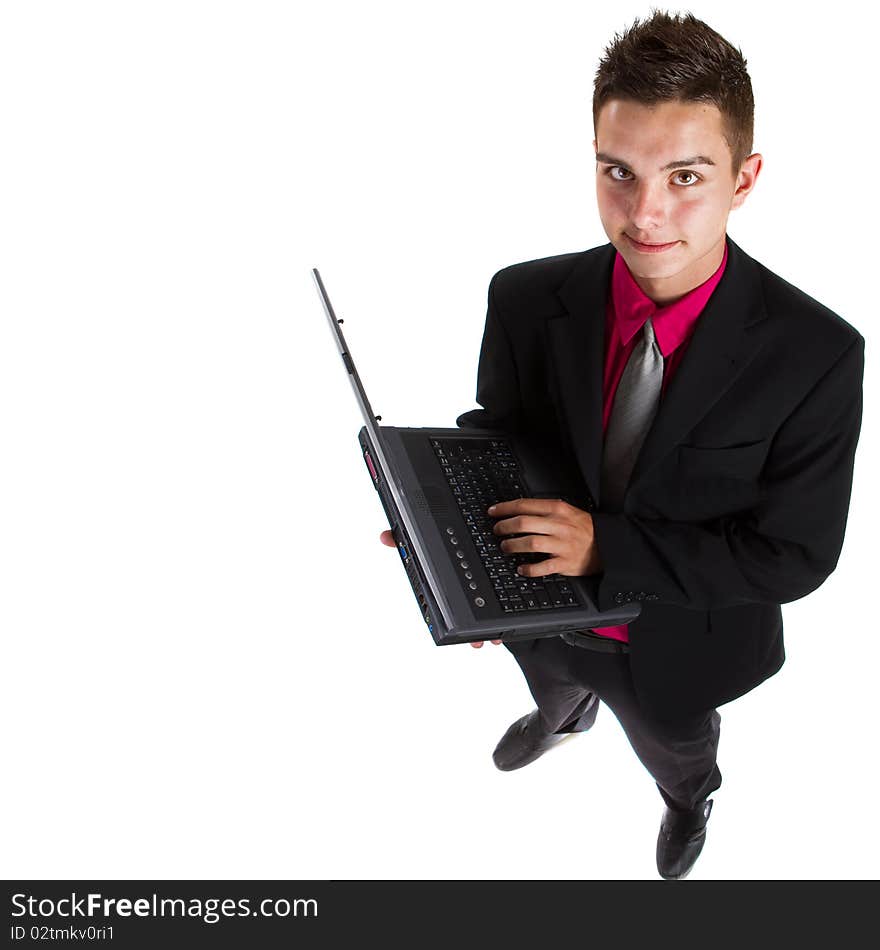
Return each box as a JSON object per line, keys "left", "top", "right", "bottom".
{"left": 594, "top": 98, "right": 761, "bottom": 303}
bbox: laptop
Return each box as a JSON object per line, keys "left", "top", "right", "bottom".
{"left": 312, "top": 267, "right": 641, "bottom": 645}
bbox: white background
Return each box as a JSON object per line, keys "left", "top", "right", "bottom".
{"left": 1, "top": 0, "right": 876, "bottom": 881}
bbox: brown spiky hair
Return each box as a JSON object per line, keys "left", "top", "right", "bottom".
{"left": 593, "top": 8, "right": 754, "bottom": 179}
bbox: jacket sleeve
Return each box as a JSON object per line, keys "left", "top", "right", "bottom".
{"left": 456, "top": 271, "right": 523, "bottom": 432}
{"left": 591, "top": 334, "right": 865, "bottom": 611}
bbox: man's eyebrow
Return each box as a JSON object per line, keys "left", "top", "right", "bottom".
{"left": 595, "top": 152, "right": 716, "bottom": 171}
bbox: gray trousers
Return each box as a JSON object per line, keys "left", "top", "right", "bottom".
{"left": 504, "top": 635, "right": 722, "bottom": 812}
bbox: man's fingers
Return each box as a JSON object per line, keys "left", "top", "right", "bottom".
{"left": 492, "top": 514, "right": 561, "bottom": 537}
{"left": 516, "top": 556, "right": 567, "bottom": 577}
{"left": 499, "top": 534, "right": 564, "bottom": 557}
{"left": 488, "top": 498, "right": 566, "bottom": 517}
{"left": 471, "top": 639, "right": 503, "bottom": 648}
{"left": 379, "top": 530, "right": 396, "bottom": 547}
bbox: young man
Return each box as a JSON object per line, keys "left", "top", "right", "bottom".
{"left": 381, "top": 11, "right": 864, "bottom": 879}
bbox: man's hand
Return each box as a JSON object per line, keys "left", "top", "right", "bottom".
{"left": 379, "top": 529, "right": 502, "bottom": 648}
{"left": 488, "top": 498, "right": 603, "bottom": 576}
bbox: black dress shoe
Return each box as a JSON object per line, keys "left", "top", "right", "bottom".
{"left": 656, "top": 798, "right": 714, "bottom": 880}
{"left": 492, "top": 709, "right": 571, "bottom": 771}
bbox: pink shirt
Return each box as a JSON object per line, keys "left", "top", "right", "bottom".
{"left": 589, "top": 239, "right": 729, "bottom": 643}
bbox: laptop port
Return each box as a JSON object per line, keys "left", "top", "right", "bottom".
{"left": 363, "top": 449, "right": 378, "bottom": 482}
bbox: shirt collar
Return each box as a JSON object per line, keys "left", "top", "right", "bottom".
{"left": 610, "top": 238, "right": 729, "bottom": 357}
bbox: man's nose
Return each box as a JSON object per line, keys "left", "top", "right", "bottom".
{"left": 628, "top": 182, "right": 671, "bottom": 228}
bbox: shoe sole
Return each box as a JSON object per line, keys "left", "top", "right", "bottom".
{"left": 659, "top": 865, "right": 694, "bottom": 881}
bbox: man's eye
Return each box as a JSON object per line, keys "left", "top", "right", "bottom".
{"left": 605, "top": 166, "right": 632, "bottom": 181}
{"left": 675, "top": 170, "right": 701, "bottom": 185}
{"left": 603, "top": 166, "right": 701, "bottom": 185}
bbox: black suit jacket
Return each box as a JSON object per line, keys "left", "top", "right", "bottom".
{"left": 456, "top": 234, "right": 865, "bottom": 721}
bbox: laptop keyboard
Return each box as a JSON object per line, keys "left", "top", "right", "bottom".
{"left": 430, "top": 437, "right": 582, "bottom": 613}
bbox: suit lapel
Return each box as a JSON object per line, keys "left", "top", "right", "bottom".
{"left": 547, "top": 244, "right": 612, "bottom": 504}
{"left": 548, "top": 234, "right": 769, "bottom": 506}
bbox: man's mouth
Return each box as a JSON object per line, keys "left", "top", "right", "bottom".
{"left": 625, "top": 234, "right": 680, "bottom": 253}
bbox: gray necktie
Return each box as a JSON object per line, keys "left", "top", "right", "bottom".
{"left": 600, "top": 317, "right": 664, "bottom": 510}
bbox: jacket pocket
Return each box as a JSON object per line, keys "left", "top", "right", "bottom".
{"left": 678, "top": 438, "right": 770, "bottom": 480}
{"left": 673, "top": 439, "right": 769, "bottom": 520}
